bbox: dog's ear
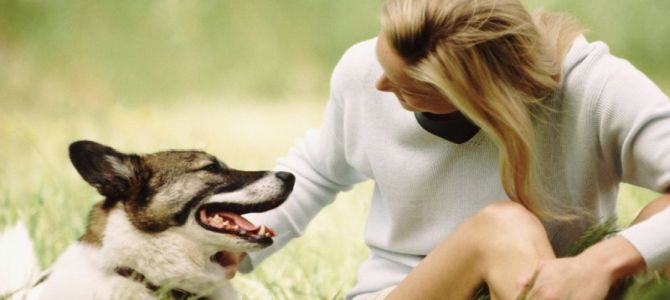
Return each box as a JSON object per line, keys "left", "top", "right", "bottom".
{"left": 69, "top": 140, "right": 140, "bottom": 200}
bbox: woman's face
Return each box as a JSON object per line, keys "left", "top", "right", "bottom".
{"left": 375, "top": 33, "right": 457, "bottom": 114}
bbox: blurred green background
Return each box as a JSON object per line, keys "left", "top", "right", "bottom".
{"left": 1, "top": 1, "right": 382, "bottom": 107}
{"left": 2, "top": 0, "right": 669, "bottom": 107}
{"left": 1, "top": 1, "right": 668, "bottom": 299}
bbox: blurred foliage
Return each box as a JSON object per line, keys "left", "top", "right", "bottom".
{"left": 1, "top": 0, "right": 669, "bottom": 107}
{"left": 1, "top": 2, "right": 667, "bottom": 298}
{"left": 524, "top": 0, "right": 670, "bottom": 85}
{"left": 0, "top": 1, "right": 382, "bottom": 106}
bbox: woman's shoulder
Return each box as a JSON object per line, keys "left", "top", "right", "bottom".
{"left": 560, "top": 36, "right": 664, "bottom": 112}
{"left": 330, "top": 37, "right": 381, "bottom": 93}
{"left": 337, "top": 37, "right": 378, "bottom": 68}
{"left": 561, "top": 36, "right": 621, "bottom": 97}
{"left": 556, "top": 35, "right": 669, "bottom": 137}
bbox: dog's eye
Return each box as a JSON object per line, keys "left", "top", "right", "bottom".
{"left": 201, "top": 163, "right": 222, "bottom": 173}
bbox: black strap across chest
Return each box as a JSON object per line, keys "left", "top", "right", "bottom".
{"left": 115, "top": 267, "right": 209, "bottom": 300}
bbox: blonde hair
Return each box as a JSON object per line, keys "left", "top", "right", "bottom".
{"left": 380, "top": 0, "right": 585, "bottom": 220}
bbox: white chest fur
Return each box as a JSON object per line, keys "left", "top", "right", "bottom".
{"left": 34, "top": 209, "right": 238, "bottom": 299}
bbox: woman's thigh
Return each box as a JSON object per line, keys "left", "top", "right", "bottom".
{"left": 386, "top": 201, "right": 555, "bottom": 300}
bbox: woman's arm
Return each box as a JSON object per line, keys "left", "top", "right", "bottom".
{"left": 518, "top": 194, "right": 670, "bottom": 299}
{"left": 238, "top": 41, "right": 373, "bottom": 273}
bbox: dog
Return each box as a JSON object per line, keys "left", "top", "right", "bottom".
{"left": 0, "top": 140, "right": 294, "bottom": 299}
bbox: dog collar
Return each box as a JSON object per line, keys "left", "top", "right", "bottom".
{"left": 115, "top": 267, "right": 208, "bottom": 300}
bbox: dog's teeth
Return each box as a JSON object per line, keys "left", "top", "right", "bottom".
{"left": 231, "top": 225, "right": 239, "bottom": 231}
{"left": 239, "top": 230, "right": 247, "bottom": 235}
{"left": 222, "top": 220, "right": 230, "bottom": 226}
{"left": 210, "top": 215, "right": 225, "bottom": 227}
{"left": 258, "top": 225, "right": 266, "bottom": 236}
{"left": 264, "top": 232, "right": 271, "bottom": 237}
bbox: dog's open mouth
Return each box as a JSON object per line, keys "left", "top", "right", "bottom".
{"left": 196, "top": 206, "right": 276, "bottom": 244}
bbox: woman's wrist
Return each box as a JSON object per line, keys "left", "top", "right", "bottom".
{"left": 578, "top": 235, "right": 646, "bottom": 283}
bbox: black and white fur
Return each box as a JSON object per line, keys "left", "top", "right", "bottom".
{"left": 0, "top": 141, "right": 294, "bottom": 299}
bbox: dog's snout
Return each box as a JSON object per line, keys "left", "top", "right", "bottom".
{"left": 275, "top": 172, "right": 295, "bottom": 185}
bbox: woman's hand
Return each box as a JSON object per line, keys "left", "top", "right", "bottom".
{"left": 515, "top": 236, "right": 645, "bottom": 300}
{"left": 216, "top": 252, "right": 247, "bottom": 279}
{"left": 515, "top": 256, "right": 612, "bottom": 300}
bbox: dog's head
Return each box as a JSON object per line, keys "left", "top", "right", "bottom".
{"left": 69, "top": 140, "right": 294, "bottom": 255}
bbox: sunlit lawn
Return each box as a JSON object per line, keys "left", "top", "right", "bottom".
{"left": 1, "top": 96, "right": 661, "bottom": 299}
{"left": 1, "top": 1, "right": 669, "bottom": 298}
{"left": 1, "top": 98, "right": 371, "bottom": 299}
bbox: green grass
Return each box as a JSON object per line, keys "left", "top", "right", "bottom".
{"left": 0, "top": 98, "right": 664, "bottom": 299}
{"left": 0, "top": 1, "right": 382, "bottom": 104}
{"left": 1, "top": 1, "right": 669, "bottom": 106}
{"left": 1, "top": 1, "right": 669, "bottom": 299}
{"left": 0, "top": 98, "right": 374, "bottom": 299}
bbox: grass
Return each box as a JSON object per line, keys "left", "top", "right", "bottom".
{"left": 1, "top": 97, "right": 374, "bottom": 299}
{"left": 1, "top": 1, "right": 669, "bottom": 106}
{"left": 0, "top": 1, "right": 382, "bottom": 103}
{"left": 477, "top": 220, "right": 670, "bottom": 300}
{"left": 0, "top": 97, "right": 665, "bottom": 299}
{"left": 1, "top": 1, "right": 669, "bottom": 299}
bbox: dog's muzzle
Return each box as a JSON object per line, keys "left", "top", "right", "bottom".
{"left": 197, "top": 209, "right": 276, "bottom": 244}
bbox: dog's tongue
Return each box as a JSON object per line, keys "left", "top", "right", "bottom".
{"left": 200, "top": 209, "right": 277, "bottom": 237}
{"left": 218, "top": 212, "right": 259, "bottom": 232}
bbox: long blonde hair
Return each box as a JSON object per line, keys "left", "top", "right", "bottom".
{"left": 380, "top": 0, "right": 585, "bottom": 220}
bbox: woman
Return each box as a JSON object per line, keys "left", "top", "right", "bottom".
{"left": 236, "top": 0, "right": 670, "bottom": 299}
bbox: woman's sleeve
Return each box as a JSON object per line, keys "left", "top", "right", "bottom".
{"left": 239, "top": 45, "right": 369, "bottom": 272}
{"left": 595, "top": 56, "right": 670, "bottom": 271}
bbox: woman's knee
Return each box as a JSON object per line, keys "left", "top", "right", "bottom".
{"left": 467, "top": 201, "right": 555, "bottom": 293}
{"left": 463, "top": 200, "right": 551, "bottom": 253}
{"left": 473, "top": 200, "right": 544, "bottom": 232}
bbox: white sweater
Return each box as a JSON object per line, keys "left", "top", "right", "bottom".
{"left": 242, "top": 36, "right": 670, "bottom": 298}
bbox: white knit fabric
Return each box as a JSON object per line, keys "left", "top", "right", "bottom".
{"left": 241, "top": 36, "right": 670, "bottom": 298}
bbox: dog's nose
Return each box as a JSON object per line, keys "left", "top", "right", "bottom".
{"left": 275, "top": 171, "right": 295, "bottom": 185}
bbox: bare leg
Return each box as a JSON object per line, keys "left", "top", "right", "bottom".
{"left": 386, "top": 201, "right": 555, "bottom": 300}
